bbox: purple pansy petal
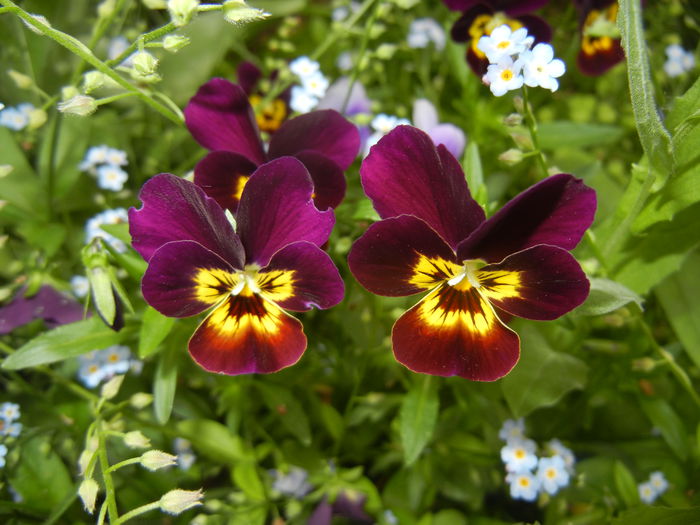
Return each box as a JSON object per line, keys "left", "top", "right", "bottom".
{"left": 308, "top": 499, "right": 333, "bottom": 525}
{"left": 189, "top": 295, "right": 307, "bottom": 375}
{"left": 293, "top": 150, "right": 347, "bottom": 210}
{"left": 348, "top": 215, "right": 458, "bottom": 297}
{"left": 0, "top": 286, "right": 84, "bottom": 334}
{"left": 260, "top": 241, "right": 344, "bottom": 312}
{"left": 515, "top": 14, "right": 552, "bottom": 44}
{"left": 392, "top": 285, "right": 520, "bottom": 381}
{"left": 450, "top": 5, "right": 491, "bottom": 44}
{"left": 184, "top": 78, "right": 266, "bottom": 164}
{"left": 361, "top": 126, "right": 485, "bottom": 249}
{"left": 268, "top": 110, "right": 360, "bottom": 171}
{"left": 428, "top": 123, "right": 467, "bottom": 160}
{"left": 577, "top": 41, "right": 625, "bottom": 76}
{"left": 477, "top": 245, "right": 590, "bottom": 321}
{"left": 458, "top": 174, "right": 597, "bottom": 263}
{"left": 236, "top": 157, "right": 335, "bottom": 266}
{"left": 194, "top": 151, "right": 258, "bottom": 212}
{"left": 442, "top": 0, "right": 549, "bottom": 13}
{"left": 236, "top": 61, "right": 262, "bottom": 96}
{"left": 142, "top": 240, "right": 237, "bottom": 318}
{"left": 332, "top": 493, "right": 372, "bottom": 523}
{"left": 129, "top": 173, "right": 245, "bottom": 267}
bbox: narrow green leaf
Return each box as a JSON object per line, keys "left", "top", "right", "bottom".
{"left": 666, "top": 75, "right": 700, "bottom": 131}
{"left": 501, "top": 323, "right": 588, "bottom": 417}
{"left": 400, "top": 375, "right": 439, "bottom": 466}
{"left": 639, "top": 398, "right": 689, "bottom": 460}
{"left": 176, "top": 419, "right": 246, "bottom": 464}
{"left": 256, "top": 383, "right": 312, "bottom": 445}
{"left": 538, "top": 121, "right": 624, "bottom": 149}
{"left": 319, "top": 403, "right": 345, "bottom": 442}
{"left": 617, "top": 0, "right": 674, "bottom": 182}
{"left": 0, "top": 128, "right": 43, "bottom": 216}
{"left": 613, "top": 506, "right": 700, "bottom": 525}
{"left": 232, "top": 462, "right": 266, "bottom": 501}
{"left": 139, "top": 306, "right": 176, "bottom": 358}
{"left": 154, "top": 347, "right": 178, "bottom": 424}
{"left": 99, "top": 222, "right": 131, "bottom": 245}
{"left": 464, "top": 141, "right": 487, "bottom": 207}
{"left": 574, "top": 277, "right": 643, "bottom": 316}
{"left": 2, "top": 317, "right": 124, "bottom": 369}
{"left": 613, "top": 461, "right": 640, "bottom": 508}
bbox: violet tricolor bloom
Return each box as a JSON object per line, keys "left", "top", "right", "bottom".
{"left": 185, "top": 78, "right": 360, "bottom": 212}
{"left": 348, "top": 126, "right": 595, "bottom": 381}
{"left": 236, "top": 61, "right": 291, "bottom": 134}
{"left": 129, "top": 157, "right": 344, "bottom": 375}
{"left": 413, "top": 98, "right": 466, "bottom": 159}
{"left": 0, "top": 286, "right": 84, "bottom": 334}
{"left": 573, "top": 0, "right": 624, "bottom": 76}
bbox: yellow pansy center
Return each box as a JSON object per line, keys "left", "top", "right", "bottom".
{"left": 250, "top": 94, "right": 288, "bottom": 133}
{"left": 469, "top": 12, "right": 523, "bottom": 58}
{"left": 581, "top": 4, "right": 619, "bottom": 55}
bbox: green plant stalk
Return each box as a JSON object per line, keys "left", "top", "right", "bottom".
{"left": 105, "top": 456, "right": 142, "bottom": 473}
{"left": 113, "top": 501, "right": 161, "bottom": 524}
{"left": 521, "top": 86, "right": 549, "bottom": 178}
{"left": 105, "top": 22, "right": 178, "bottom": 67}
{"left": 96, "top": 92, "right": 139, "bottom": 106}
{"left": 96, "top": 501, "right": 108, "bottom": 525}
{"left": 341, "top": 0, "right": 380, "bottom": 113}
{"left": 0, "top": 0, "right": 182, "bottom": 124}
{"left": 97, "top": 425, "right": 121, "bottom": 522}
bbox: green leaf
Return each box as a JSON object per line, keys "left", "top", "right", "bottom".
{"left": 154, "top": 346, "right": 178, "bottom": 425}
{"left": 464, "top": 141, "right": 487, "bottom": 207}
{"left": 319, "top": 402, "right": 345, "bottom": 442}
{"left": 176, "top": 419, "right": 246, "bottom": 464}
{"left": 613, "top": 461, "right": 640, "bottom": 507}
{"left": 639, "top": 398, "right": 689, "bottom": 460}
{"left": 100, "top": 222, "right": 131, "bottom": 245}
{"left": 656, "top": 251, "right": 700, "bottom": 367}
{"left": 16, "top": 221, "right": 67, "bottom": 257}
{"left": 400, "top": 375, "right": 439, "bottom": 466}
{"left": 9, "top": 436, "right": 73, "bottom": 513}
{"left": 2, "top": 317, "right": 125, "bottom": 369}
{"left": 139, "top": 306, "right": 176, "bottom": 358}
{"left": 574, "top": 277, "right": 643, "bottom": 316}
{"left": 538, "top": 121, "right": 624, "bottom": 149}
{"left": 501, "top": 322, "right": 588, "bottom": 417}
{"left": 0, "top": 128, "right": 43, "bottom": 216}
{"left": 256, "top": 382, "right": 311, "bottom": 445}
{"left": 232, "top": 462, "right": 266, "bottom": 501}
{"left": 612, "top": 507, "right": 700, "bottom": 525}
{"left": 617, "top": 0, "right": 674, "bottom": 183}
{"left": 666, "top": 75, "right": 700, "bottom": 131}
{"left": 87, "top": 266, "right": 116, "bottom": 326}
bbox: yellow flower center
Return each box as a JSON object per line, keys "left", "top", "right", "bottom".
{"left": 500, "top": 69, "right": 514, "bottom": 81}
{"left": 469, "top": 13, "right": 523, "bottom": 58}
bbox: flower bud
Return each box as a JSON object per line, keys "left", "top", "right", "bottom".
{"left": 61, "top": 85, "right": 80, "bottom": 100}
{"left": 100, "top": 374, "right": 124, "bottom": 400}
{"left": 131, "top": 52, "right": 161, "bottom": 83}
{"left": 510, "top": 130, "right": 534, "bottom": 150}
{"left": 8, "top": 70, "right": 33, "bottom": 89}
{"left": 167, "top": 0, "right": 200, "bottom": 27}
{"left": 140, "top": 450, "right": 178, "bottom": 471}
{"left": 159, "top": 488, "right": 204, "bottom": 515}
{"left": 58, "top": 95, "right": 97, "bottom": 117}
{"left": 78, "top": 478, "right": 99, "bottom": 514}
{"left": 78, "top": 449, "right": 95, "bottom": 476}
{"left": 498, "top": 148, "right": 524, "bottom": 166}
{"left": 130, "top": 392, "right": 153, "bottom": 409}
{"left": 503, "top": 113, "right": 523, "bottom": 127}
{"left": 27, "top": 108, "right": 47, "bottom": 130}
{"left": 83, "top": 71, "right": 106, "bottom": 93}
{"left": 163, "top": 35, "right": 190, "bottom": 53}
{"left": 124, "top": 430, "right": 151, "bottom": 449}
{"left": 0, "top": 165, "right": 13, "bottom": 178}
{"left": 97, "top": 0, "right": 116, "bottom": 18}
{"left": 222, "top": 0, "right": 270, "bottom": 25}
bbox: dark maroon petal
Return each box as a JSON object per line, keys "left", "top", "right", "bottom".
{"left": 577, "top": 41, "right": 625, "bottom": 76}
{"left": 308, "top": 500, "right": 333, "bottom": 525}
{"left": 458, "top": 174, "right": 597, "bottom": 263}
{"left": 184, "top": 78, "right": 266, "bottom": 164}
{"left": 450, "top": 6, "right": 490, "bottom": 44}
{"left": 194, "top": 151, "right": 258, "bottom": 213}
{"left": 332, "top": 493, "right": 372, "bottom": 523}
{"left": 442, "top": 0, "right": 480, "bottom": 11}
{"left": 129, "top": 173, "right": 245, "bottom": 267}
{"left": 142, "top": 240, "right": 237, "bottom": 318}
{"left": 503, "top": 0, "right": 550, "bottom": 16}
{"left": 516, "top": 14, "right": 552, "bottom": 43}
{"left": 236, "top": 61, "right": 262, "bottom": 96}
{"left": 189, "top": 295, "right": 307, "bottom": 375}
{"left": 261, "top": 241, "right": 344, "bottom": 311}
{"left": 361, "top": 126, "right": 485, "bottom": 249}
{"left": 236, "top": 157, "right": 335, "bottom": 266}
{"left": 268, "top": 110, "right": 360, "bottom": 170}
{"left": 348, "top": 215, "right": 458, "bottom": 297}
{"left": 392, "top": 285, "right": 520, "bottom": 381}
{"left": 478, "top": 245, "right": 590, "bottom": 320}
{"left": 293, "top": 150, "right": 346, "bottom": 210}
{"left": 0, "top": 286, "right": 84, "bottom": 334}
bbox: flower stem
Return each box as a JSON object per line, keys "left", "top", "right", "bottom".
{"left": 520, "top": 85, "right": 549, "bottom": 178}
{"left": 341, "top": 0, "right": 380, "bottom": 113}
{"left": 113, "top": 501, "right": 161, "bottom": 524}
{"left": 97, "top": 424, "right": 120, "bottom": 522}
{"left": 105, "top": 22, "right": 178, "bottom": 67}
{"left": 105, "top": 456, "right": 142, "bottom": 473}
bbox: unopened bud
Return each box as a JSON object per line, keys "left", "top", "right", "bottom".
{"left": 510, "top": 130, "right": 534, "bottom": 150}
{"left": 78, "top": 449, "right": 95, "bottom": 476}
{"left": 513, "top": 95, "right": 524, "bottom": 113}
{"left": 498, "top": 148, "right": 524, "bottom": 166}
{"left": 167, "top": 0, "right": 200, "bottom": 27}
{"left": 140, "top": 450, "right": 178, "bottom": 471}
{"left": 163, "top": 35, "right": 190, "bottom": 53}
{"left": 8, "top": 69, "right": 33, "bottom": 89}
{"left": 83, "top": 71, "right": 106, "bottom": 93}
{"left": 131, "top": 52, "right": 161, "bottom": 83}
{"left": 78, "top": 478, "right": 99, "bottom": 514}
{"left": 100, "top": 374, "right": 124, "bottom": 399}
{"left": 0, "top": 165, "right": 13, "bottom": 178}
{"left": 159, "top": 488, "right": 204, "bottom": 515}
{"left": 124, "top": 430, "right": 151, "bottom": 449}
{"left": 97, "top": 0, "right": 116, "bottom": 18}
{"left": 503, "top": 113, "right": 523, "bottom": 127}
{"left": 61, "top": 85, "right": 80, "bottom": 100}
{"left": 222, "top": 0, "right": 270, "bottom": 25}
{"left": 632, "top": 357, "right": 656, "bottom": 372}
{"left": 58, "top": 95, "right": 97, "bottom": 116}
{"left": 375, "top": 43, "right": 397, "bottom": 60}
{"left": 130, "top": 392, "right": 153, "bottom": 409}
{"left": 27, "top": 108, "right": 47, "bottom": 130}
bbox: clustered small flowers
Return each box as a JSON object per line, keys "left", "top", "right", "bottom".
{"left": 0, "top": 402, "right": 22, "bottom": 469}
{"left": 289, "top": 56, "right": 330, "bottom": 113}
{"left": 85, "top": 208, "right": 129, "bottom": 252}
{"left": 638, "top": 471, "right": 669, "bottom": 504}
{"left": 364, "top": 113, "right": 411, "bottom": 155}
{"left": 77, "top": 346, "right": 140, "bottom": 388}
{"left": 479, "top": 25, "right": 565, "bottom": 97}
{"left": 0, "top": 102, "right": 37, "bottom": 131}
{"left": 270, "top": 466, "right": 313, "bottom": 498}
{"left": 407, "top": 18, "right": 446, "bottom": 50}
{"left": 499, "top": 419, "right": 574, "bottom": 502}
{"left": 173, "top": 438, "right": 197, "bottom": 470}
{"left": 79, "top": 145, "right": 129, "bottom": 192}
{"left": 663, "top": 44, "right": 695, "bottom": 78}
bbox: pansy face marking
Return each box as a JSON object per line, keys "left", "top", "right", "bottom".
{"left": 348, "top": 126, "right": 596, "bottom": 381}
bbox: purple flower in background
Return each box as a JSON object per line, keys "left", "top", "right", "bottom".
{"left": 185, "top": 78, "right": 360, "bottom": 212}
{"left": 573, "top": 0, "right": 624, "bottom": 76}
{"left": 236, "top": 61, "right": 292, "bottom": 134}
{"left": 0, "top": 285, "right": 84, "bottom": 334}
{"left": 413, "top": 98, "right": 466, "bottom": 159}
{"left": 129, "top": 157, "right": 344, "bottom": 375}
{"left": 309, "top": 491, "right": 373, "bottom": 525}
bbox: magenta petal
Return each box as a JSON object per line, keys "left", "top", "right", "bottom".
{"left": 479, "top": 245, "right": 590, "bottom": 320}
{"left": 348, "top": 215, "right": 458, "bottom": 297}
{"left": 236, "top": 157, "right": 335, "bottom": 266}
{"left": 236, "top": 61, "right": 262, "bottom": 96}
{"left": 184, "top": 78, "right": 266, "bottom": 164}
{"left": 268, "top": 110, "right": 360, "bottom": 170}
{"left": 262, "top": 241, "right": 344, "bottom": 311}
{"left": 142, "top": 240, "right": 236, "bottom": 318}
{"left": 458, "top": 174, "right": 597, "bottom": 263}
{"left": 129, "top": 173, "right": 245, "bottom": 267}
{"left": 0, "top": 286, "right": 84, "bottom": 334}
{"left": 293, "top": 150, "right": 346, "bottom": 210}
{"left": 361, "top": 126, "right": 485, "bottom": 249}
{"left": 194, "top": 151, "right": 258, "bottom": 212}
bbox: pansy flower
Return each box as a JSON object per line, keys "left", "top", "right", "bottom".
{"left": 129, "top": 157, "right": 344, "bottom": 374}
{"left": 236, "top": 61, "right": 291, "bottom": 134}
{"left": 348, "top": 126, "right": 595, "bottom": 380}
{"left": 185, "top": 78, "right": 360, "bottom": 212}
{"left": 443, "top": 0, "right": 552, "bottom": 76}
{"left": 573, "top": 0, "right": 624, "bottom": 76}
